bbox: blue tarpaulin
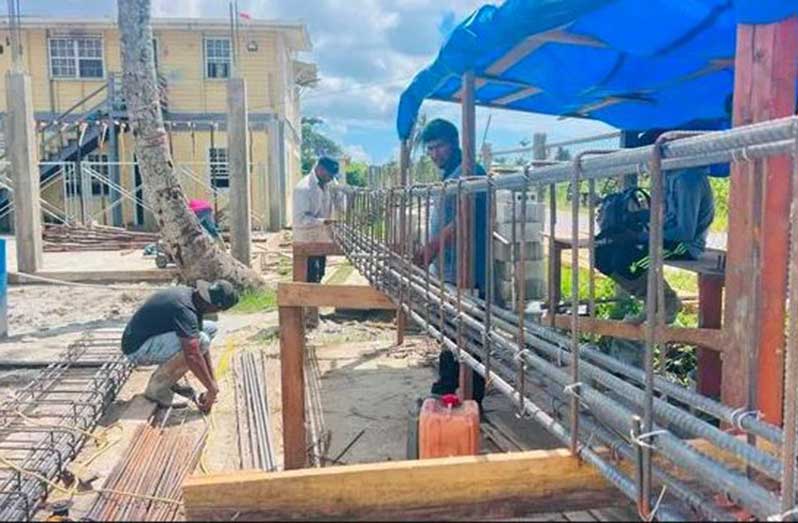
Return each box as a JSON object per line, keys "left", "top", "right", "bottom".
{"left": 397, "top": 0, "right": 798, "bottom": 140}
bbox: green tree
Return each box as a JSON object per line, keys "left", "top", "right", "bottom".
{"left": 301, "top": 117, "right": 342, "bottom": 173}
{"left": 345, "top": 161, "right": 368, "bottom": 187}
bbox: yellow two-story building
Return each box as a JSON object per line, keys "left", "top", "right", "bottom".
{"left": 0, "top": 16, "right": 315, "bottom": 231}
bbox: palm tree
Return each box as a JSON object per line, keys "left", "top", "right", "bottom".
{"left": 118, "top": 0, "right": 264, "bottom": 289}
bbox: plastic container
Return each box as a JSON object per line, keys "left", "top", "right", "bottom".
{"left": 418, "top": 394, "right": 480, "bottom": 459}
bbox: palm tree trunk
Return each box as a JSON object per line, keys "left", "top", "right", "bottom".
{"left": 117, "top": 0, "right": 264, "bottom": 289}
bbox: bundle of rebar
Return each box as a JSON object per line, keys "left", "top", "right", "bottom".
{"left": 0, "top": 329, "right": 133, "bottom": 521}
{"left": 86, "top": 411, "right": 207, "bottom": 521}
{"left": 304, "top": 344, "right": 329, "bottom": 467}
{"left": 329, "top": 115, "right": 798, "bottom": 521}
{"left": 233, "top": 351, "right": 276, "bottom": 471}
{"left": 43, "top": 223, "right": 159, "bottom": 252}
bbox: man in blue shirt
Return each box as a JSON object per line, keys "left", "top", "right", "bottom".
{"left": 595, "top": 130, "right": 715, "bottom": 324}
{"left": 413, "top": 119, "right": 487, "bottom": 296}
{"left": 413, "top": 118, "right": 488, "bottom": 406}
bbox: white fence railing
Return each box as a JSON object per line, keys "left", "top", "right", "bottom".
{"left": 0, "top": 160, "right": 269, "bottom": 231}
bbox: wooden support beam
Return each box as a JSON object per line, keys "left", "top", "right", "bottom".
{"left": 723, "top": 17, "right": 798, "bottom": 422}
{"left": 697, "top": 274, "right": 724, "bottom": 398}
{"left": 279, "top": 305, "right": 305, "bottom": 470}
{"left": 486, "top": 28, "right": 606, "bottom": 76}
{"left": 183, "top": 449, "right": 615, "bottom": 521}
{"left": 459, "top": 71, "right": 477, "bottom": 399}
{"left": 292, "top": 241, "right": 342, "bottom": 257}
{"left": 277, "top": 282, "right": 395, "bottom": 310}
{"left": 491, "top": 86, "right": 542, "bottom": 106}
{"left": 396, "top": 139, "right": 411, "bottom": 346}
{"left": 551, "top": 315, "right": 725, "bottom": 351}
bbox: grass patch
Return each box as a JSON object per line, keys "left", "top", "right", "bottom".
{"left": 230, "top": 288, "right": 278, "bottom": 314}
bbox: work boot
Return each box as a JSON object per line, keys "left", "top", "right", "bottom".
{"left": 615, "top": 275, "right": 682, "bottom": 325}
{"left": 170, "top": 381, "right": 197, "bottom": 401}
{"left": 144, "top": 353, "right": 190, "bottom": 409}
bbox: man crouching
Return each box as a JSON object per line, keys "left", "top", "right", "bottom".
{"left": 121, "top": 280, "right": 239, "bottom": 413}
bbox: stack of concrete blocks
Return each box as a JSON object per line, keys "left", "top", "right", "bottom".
{"left": 493, "top": 189, "right": 546, "bottom": 311}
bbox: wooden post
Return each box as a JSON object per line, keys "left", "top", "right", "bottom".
{"left": 459, "top": 70, "right": 476, "bottom": 399}
{"left": 280, "top": 305, "right": 306, "bottom": 470}
{"left": 396, "top": 139, "right": 410, "bottom": 346}
{"left": 722, "top": 18, "right": 798, "bottom": 422}
{"left": 697, "top": 275, "right": 723, "bottom": 398}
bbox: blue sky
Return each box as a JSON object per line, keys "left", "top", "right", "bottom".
{"left": 22, "top": 0, "right": 614, "bottom": 164}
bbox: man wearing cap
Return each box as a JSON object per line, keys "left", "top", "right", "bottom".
{"left": 121, "top": 280, "right": 239, "bottom": 413}
{"left": 292, "top": 156, "right": 340, "bottom": 284}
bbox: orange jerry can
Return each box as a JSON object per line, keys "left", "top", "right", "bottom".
{"left": 418, "top": 394, "right": 480, "bottom": 459}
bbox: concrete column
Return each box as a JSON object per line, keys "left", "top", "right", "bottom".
{"left": 226, "top": 77, "right": 251, "bottom": 266}
{"left": 6, "top": 71, "right": 42, "bottom": 273}
{"left": 277, "top": 119, "right": 287, "bottom": 228}
{"left": 108, "top": 74, "right": 123, "bottom": 227}
{"left": 267, "top": 118, "right": 283, "bottom": 232}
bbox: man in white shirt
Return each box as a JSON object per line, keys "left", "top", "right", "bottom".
{"left": 292, "top": 156, "right": 340, "bottom": 282}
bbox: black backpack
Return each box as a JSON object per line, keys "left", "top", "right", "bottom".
{"left": 596, "top": 187, "right": 651, "bottom": 240}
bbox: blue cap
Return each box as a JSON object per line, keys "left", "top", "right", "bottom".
{"left": 317, "top": 156, "right": 340, "bottom": 177}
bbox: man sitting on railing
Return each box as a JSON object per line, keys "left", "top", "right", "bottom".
{"left": 595, "top": 129, "right": 715, "bottom": 324}
{"left": 412, "top": 118, "right": 488, "bottom": 408}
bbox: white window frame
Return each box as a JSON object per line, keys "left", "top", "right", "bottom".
{"left": 209, "top": 148, "right": 229, "bottom": 189}
{"left": 48, "top": 36, "right": 105, "bottom": 80}
{"left": 204, "top": 37, "right": 232, "bottom": 80}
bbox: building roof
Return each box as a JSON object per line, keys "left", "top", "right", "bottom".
{"left": 0, "top": 16, "right": 312, "bottom": 51}
{"left": 396, "top": 0, "right": 798, "bottom": 139}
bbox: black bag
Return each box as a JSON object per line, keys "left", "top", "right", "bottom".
{"left": 596, "top": 187, "right": 651, "bottom": 240}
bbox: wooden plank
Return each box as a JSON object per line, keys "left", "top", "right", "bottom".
{"left": 182, "top": 449, "right": 616, "bottom": 521}
{"left": 277, "top": 282, "right": 396, "bottom": 310}
{"left": 723, "top": 18, "right": 798, "bottom": 421}
{"left": 551, "top": 314, "right": 725, "bottom": 351}
{"left": 292, "top": 241, "right": 342, "bottom": 257}
{"left": 291, "top": 253, "right": 307, "bottom": 282}
{"left": 491, "top": 86, "right": 542, "bottom": 106}
{"left": 486, "top": 28, "right": 606, "bottom": 76}
{"left": 9, "top": 269, "right": 177, "bottom": 284}
{"left": 279, "top": 305, "right": 306, "bottom": 470}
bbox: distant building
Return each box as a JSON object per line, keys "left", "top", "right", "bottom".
{"left": 0, "top": 17, "right": 317, "bottom": 231}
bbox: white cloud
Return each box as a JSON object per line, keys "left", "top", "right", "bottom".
{"left": 344, "top": 144, "right": 372, "bottom": 163}
{"left": 152, "top": 0, "right": 205, "bottom": 17}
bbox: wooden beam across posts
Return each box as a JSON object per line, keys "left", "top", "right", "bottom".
{"left": 723, "top": 17, "right": 798, "bottom": 423}
{"left": 277, "top": 282, "right": 395, "bottom": 470}
{"left": 182, "top": 449, "right": 615, "bottom": 521}
{"left": 551, "top": 315, "right": 726, "bottom": 352}
{"left": 277, "top": 282, "right": 396, "bottom": 310}
{"left": 292, "top": 241, "right": 343, "bottom": 282}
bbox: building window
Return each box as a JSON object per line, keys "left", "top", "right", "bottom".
{"left": 205, "top": 38, "right": 231, "bottom": 79}
{"left": 49, "top": 37, "right": 104, "bottom": 79}
{"left": 209, "top": 148, "right": 229, "bottom": 188}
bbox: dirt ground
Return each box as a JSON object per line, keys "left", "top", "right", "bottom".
{"left": 1, "top": 231, "right": 631, "bottom": 520}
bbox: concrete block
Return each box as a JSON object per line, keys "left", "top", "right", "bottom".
{"left": 495, "top": 221, "right": 543, "bottom": 242}
{"left": 494, "top": 240, "right": 544, "bottom": 262}
{"left": 497, "top": 278, "right": 547, "bottom": 301}
{"left": 494, "top": 259, "right": 546, "bottom": 281}
{"left": 496, "top": 201, "right": 545, "bottom": 224}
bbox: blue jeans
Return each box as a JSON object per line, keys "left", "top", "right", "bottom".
{"left": 126, "top": 321, "right": 218, "bottom": 366}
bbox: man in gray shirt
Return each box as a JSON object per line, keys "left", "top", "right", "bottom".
{"left": 595, "top": 134, "right": 715, "bottom": 324}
